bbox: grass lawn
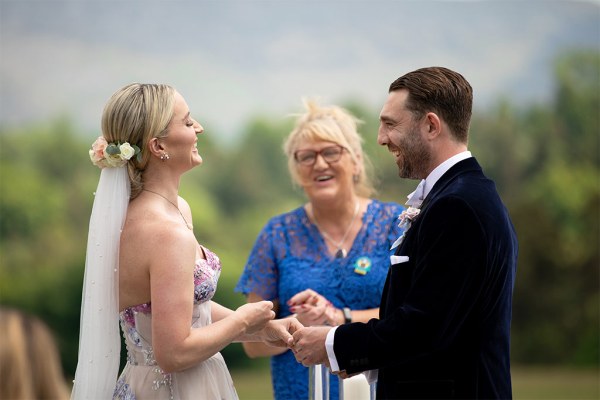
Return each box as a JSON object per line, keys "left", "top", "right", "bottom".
{"left": 231, "top": 367, "right": 272, "bottom": 399}
{"left": 511, "top": 365, "right": 599, "bottom": 399}
{"left": 231, "top": 365, "right": 599, "bottom": 400}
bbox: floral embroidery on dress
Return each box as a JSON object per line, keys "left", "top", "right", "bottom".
{"left": 115, "top": 247, "right": 224, "bottom": 399}
{"left": 193, "top": 250, "right": 221, "bottom": 304}
{"left": 142, "top": 347, "right": 157, "bottom": 366}
{"left": 121, "top": 303, "right": 151, "bottom": 328}
{"left": 151, "top": 367, "right": 173, "bottom": 392}
{"left": 113, "top": 376, "right": 136, "bottom": 400}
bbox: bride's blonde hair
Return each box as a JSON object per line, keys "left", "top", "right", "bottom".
{"left": 101, "top": 83, "right": 176, "bottom": 199}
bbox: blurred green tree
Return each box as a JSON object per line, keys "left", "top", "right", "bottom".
{"left": 0, "top": 49, "right": 597, "bottom": 379}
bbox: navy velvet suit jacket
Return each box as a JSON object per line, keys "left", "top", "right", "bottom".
{"left": 333, "top": 158, "right": 518, "bottom": 399}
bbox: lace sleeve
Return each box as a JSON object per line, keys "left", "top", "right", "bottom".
{"left": 386, "top": 202, "right": 406, "bottom": 247}
{"left": 235, "top": 219, "right": 279, "bottom": 301}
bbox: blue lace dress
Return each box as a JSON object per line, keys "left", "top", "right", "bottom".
{"left": 113, "top": 247, "right": 239, "bottom": 400}
{"left": 235, "top": 200, "right": 404, "bottom": 400}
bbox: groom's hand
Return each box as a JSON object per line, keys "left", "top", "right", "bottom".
{"left": 332, "top": 370, "right": 360, "bottom": 379}
{"left": 261, "top": 317, "right": 304, "bottom": 347}
{"left": 291, "top": 326, "right": 331, "bottom": 367}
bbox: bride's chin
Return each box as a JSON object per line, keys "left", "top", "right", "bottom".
{"left": 191, "top": 151, "right": 202, "bottom": 163}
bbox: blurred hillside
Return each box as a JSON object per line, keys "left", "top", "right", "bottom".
{"left": 2, "top": 1, "right": 598, "bottom": 143}
{"left": 0, "top": 50, "right": 598, "bottom": 378}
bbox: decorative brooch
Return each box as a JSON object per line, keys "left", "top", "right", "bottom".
{"left": 353, "top": 257, "right": 372, "bottom": 275}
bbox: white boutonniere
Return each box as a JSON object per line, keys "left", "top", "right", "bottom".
{"left": 391, "top": 206, "right": 421, "bottom": 250}
{"left": 398, "top": 206, "right": 421, "bottom": 229}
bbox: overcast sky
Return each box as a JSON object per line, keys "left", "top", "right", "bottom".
{"left": 1, "top": 0, "right": 598, "bottom": 145}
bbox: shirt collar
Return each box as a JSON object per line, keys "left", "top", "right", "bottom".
{"left": 423, "top": 151, "right": 473, "bottom": 198}
{"left": 422, "top": 151, "right": 472, "bottom": 201}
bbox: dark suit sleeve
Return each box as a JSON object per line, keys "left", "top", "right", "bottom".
{"left": 333, "top": 196, "right": 488, "bottom": 373}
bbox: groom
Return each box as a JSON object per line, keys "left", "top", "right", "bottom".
{"left": 291, "top": 67, "right": 518, "bottom": 399}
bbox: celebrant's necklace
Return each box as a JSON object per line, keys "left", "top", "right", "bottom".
{"left": 313, "top": 200, "right": 360, "bottom": 259}
{"left": 143, "top": 189, "right": 193, "bottom": 230}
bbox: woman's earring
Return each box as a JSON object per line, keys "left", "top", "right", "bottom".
{"left": 160, "top": 153, "right": 170, "bottom": 161}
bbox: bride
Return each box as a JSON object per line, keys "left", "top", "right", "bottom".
{"left": 71, "top": 83, "right": 300, "bottom": 399}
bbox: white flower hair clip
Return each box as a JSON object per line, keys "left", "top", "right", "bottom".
{"left": 89, "top": 136, "right": 141, "bottom": 168}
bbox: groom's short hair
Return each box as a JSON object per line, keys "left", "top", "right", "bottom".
{"left": 389, "top": 66, "right": 473, "bottom": 143}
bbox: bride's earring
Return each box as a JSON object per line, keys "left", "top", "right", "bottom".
{"left": 160, "top": 152, "right": 170, "bottom": 161}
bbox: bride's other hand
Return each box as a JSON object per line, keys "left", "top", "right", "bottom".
{"left": 233, "top": 301, "right": 275, "bottom": 334}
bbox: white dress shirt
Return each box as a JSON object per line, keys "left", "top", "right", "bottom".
{"left": 324, "top": 151, "right": 473, "bottom": 381}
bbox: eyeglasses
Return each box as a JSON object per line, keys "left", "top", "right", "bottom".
{"left": 294, "top": 145, "right": 347, "bottom": 166}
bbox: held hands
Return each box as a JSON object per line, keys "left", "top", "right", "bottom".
{"left": 289, "top": 326, "right": 331, "bottom": 367}
{"left": 288, "top": 289, "right": 343, "bottom": 326}
{"left": 235, "top": 301, "right": 304, "bottom": 347}
{"left": 289, "top": 327, "right": 357, "bottom": 380}
{"left": 260, "top": 317, "right": 304, "bottom": 348}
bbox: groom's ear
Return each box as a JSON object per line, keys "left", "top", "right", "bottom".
{"left": 424, "top": 112, "right": 442, "bottom": 140}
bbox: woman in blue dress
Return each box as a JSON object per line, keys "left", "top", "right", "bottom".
{"left": 236, "top": 99, "right": 405, "bottom": 399}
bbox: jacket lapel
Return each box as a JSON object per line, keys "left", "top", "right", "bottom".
{"left": 383, "top": 157, "right": 484, "bottom": 313}
{"left": 418, "top": 157, "right": 482, "bottom": 214}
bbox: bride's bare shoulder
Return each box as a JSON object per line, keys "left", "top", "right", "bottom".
{"left": 121, "top": 203, "right": 194, "bottom": 255}
{"left": 122, "top": 203, "right": 162, "bottom": 235}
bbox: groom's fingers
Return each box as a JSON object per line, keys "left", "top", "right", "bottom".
{"left": 301, "top": 356, "right": 316, "bottom": 367}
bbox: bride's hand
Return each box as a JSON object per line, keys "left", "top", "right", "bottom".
{"left": 260, "top": 317, "right": 304, "bottom": 347}
{"left": 233, "top": 301, "right": 275, "bottom": 334}
{"left": 287, "top": 289, "right": 342, "bottom": 326}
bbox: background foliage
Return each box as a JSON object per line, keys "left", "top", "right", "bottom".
{"left": 0, "top": 50, "right": 598, "bottom": 379}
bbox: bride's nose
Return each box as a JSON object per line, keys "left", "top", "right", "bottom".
{"left": 193, "top": 119, "right": 204, "bottom": 135}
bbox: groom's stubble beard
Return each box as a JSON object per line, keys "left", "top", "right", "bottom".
{"left": 395, "top": 122, "right": 431, "bottom": 180}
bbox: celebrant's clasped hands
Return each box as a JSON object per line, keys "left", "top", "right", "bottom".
{"left": 288, "top": 289, "right": 347, "bottom": 327}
